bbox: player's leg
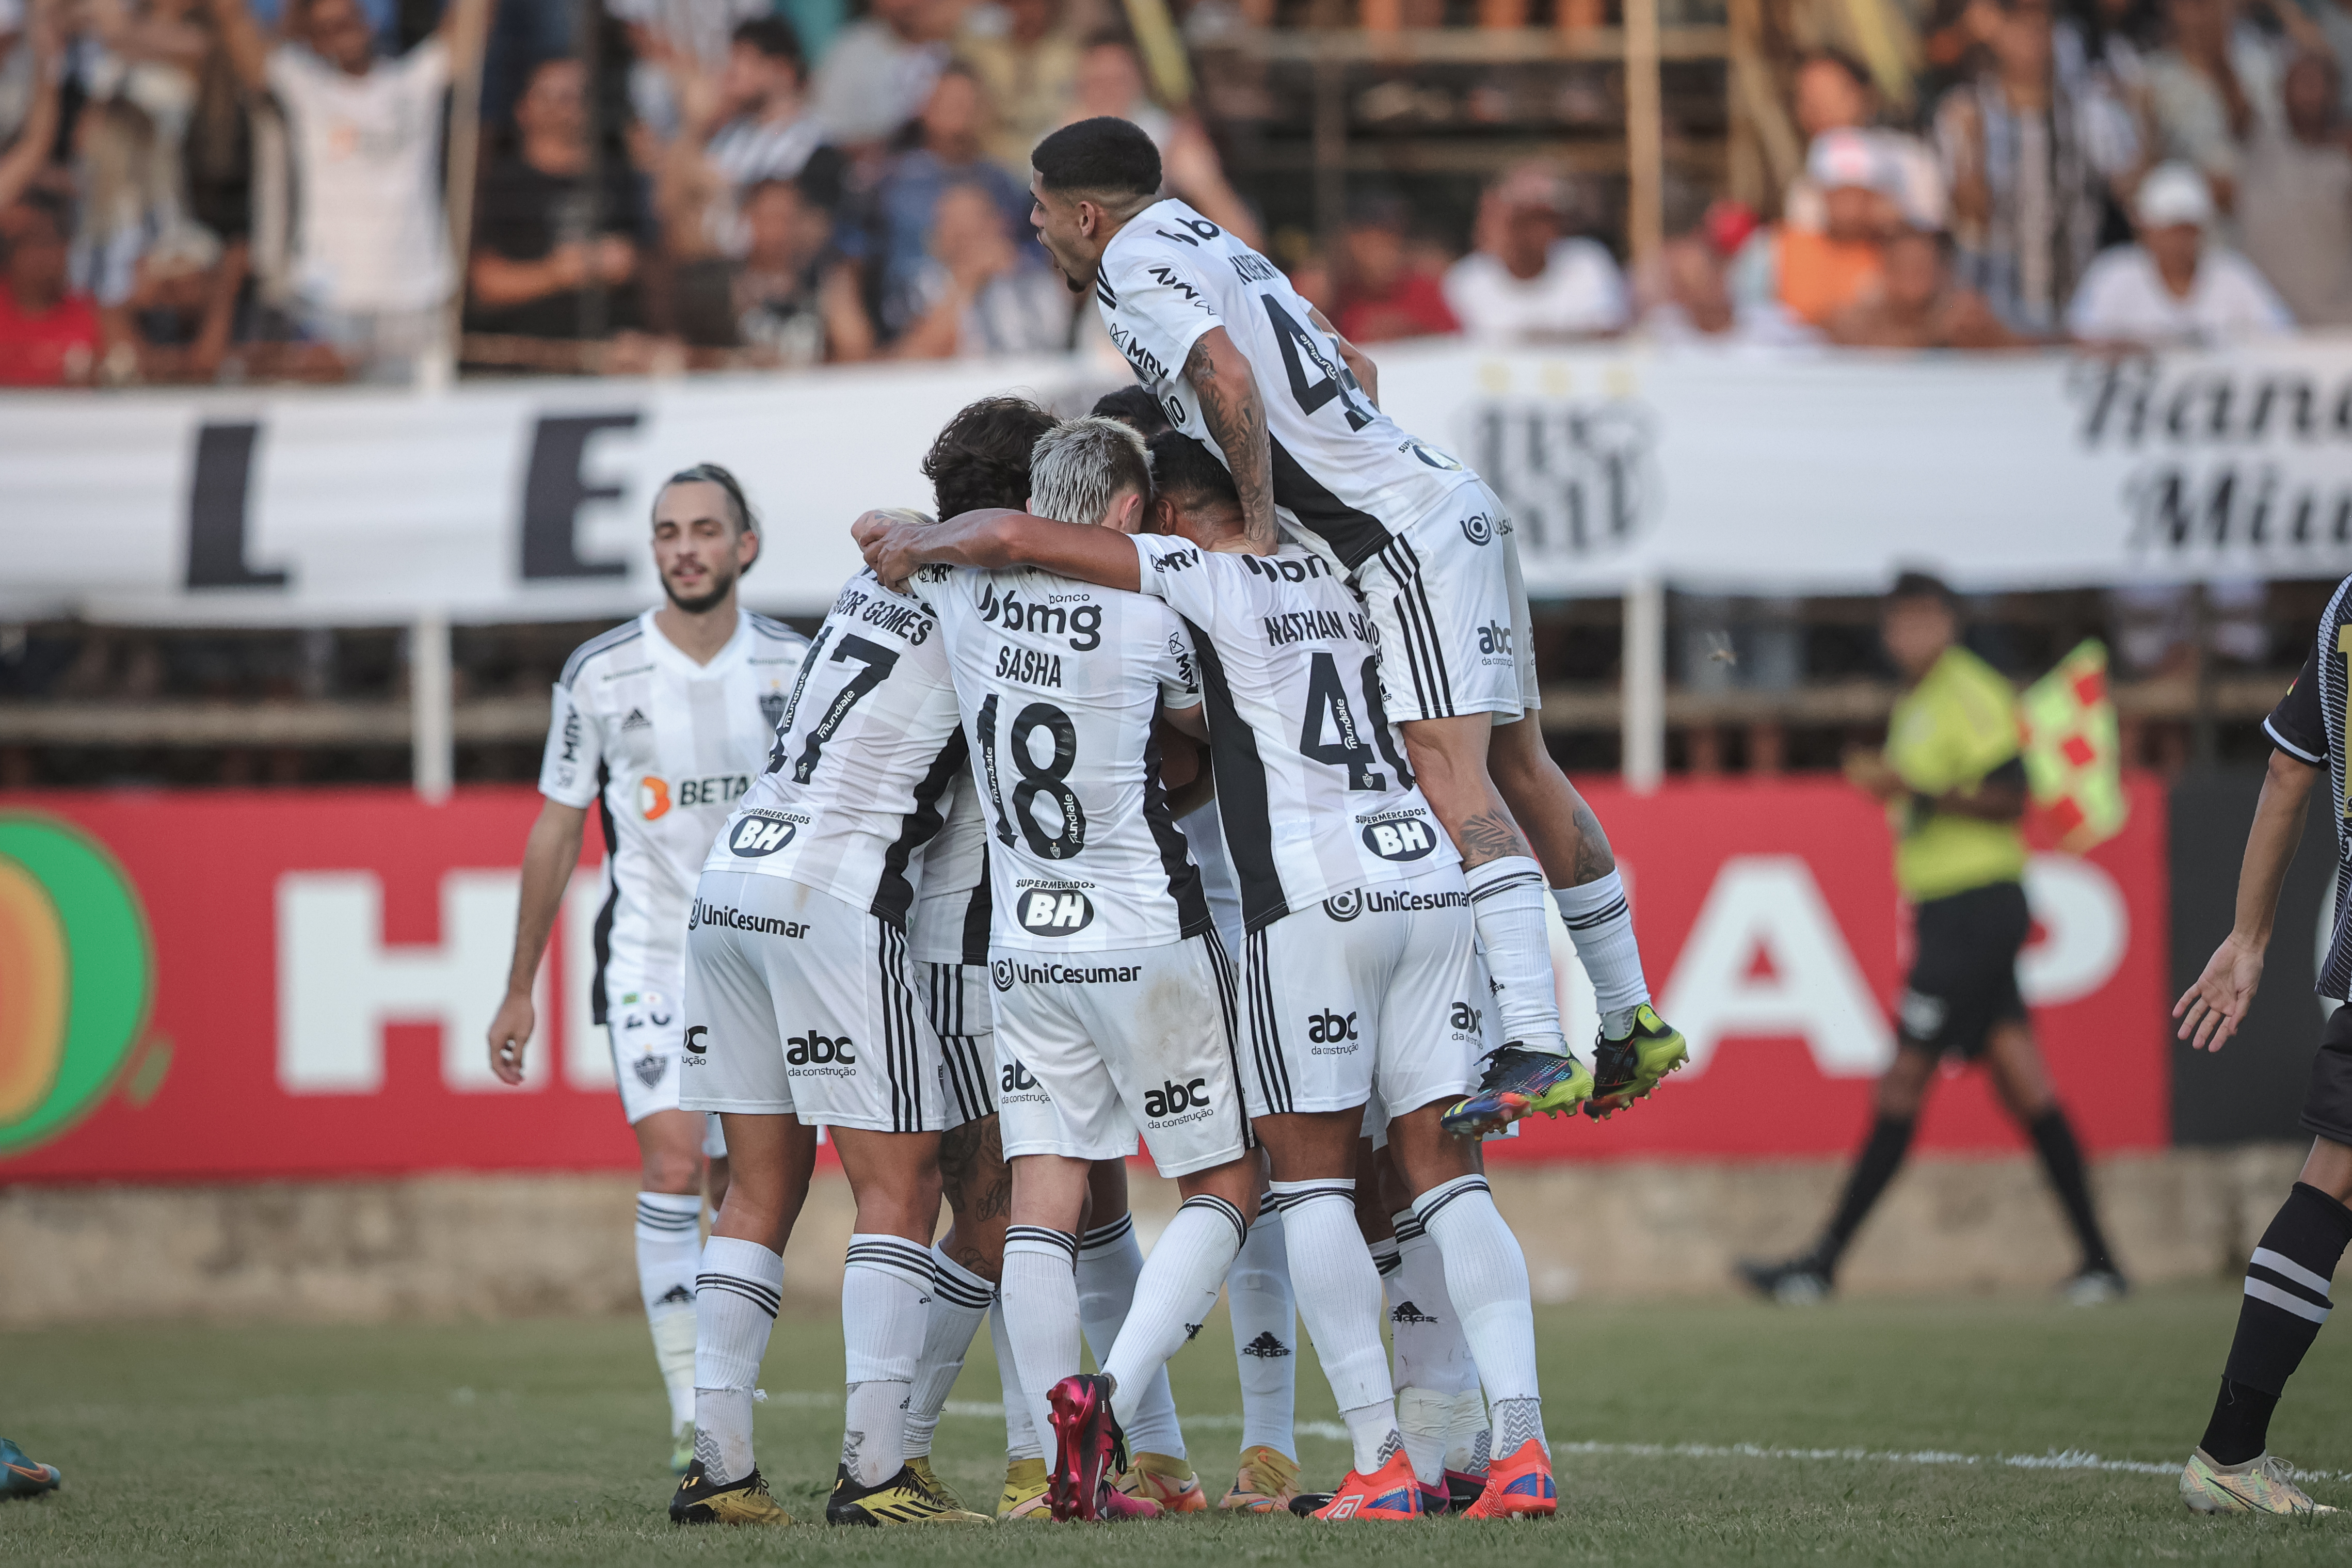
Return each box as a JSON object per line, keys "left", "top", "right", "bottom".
{"left": 702, "top": 1114, "right": 731, "bottom": 1219}
{"left": 2182, "top": 1009, "right": 2352, "bottom": 1515}
{"left": 1079, "top": 1159, "right": 1199, "bottom": 1509}
{"left": 1981, "top": 1020, "right": 2126, "bottom": 1299}
{"left": 986, "top": 1294, "right": 1051, "bottom": 1518}
{"left": 1377, "top": 1145, "right": 1485, "bottom": 1510}
{"left": 1223, "top": 1164, "right": 1299, "bottom": 1499}
{"left": 629, "top": 1107, "right": 710, "bottom": 1472}
{"left": 826, "top": 1127, "right": 946, "bottom": 1492}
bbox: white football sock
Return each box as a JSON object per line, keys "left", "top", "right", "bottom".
{"left": 694, "top": 1236, "right": 782, "bottom": 1484}
{"left": 1002, "top": 1225, "right": 1082, "bottom": 1462}
{"left": 1228, "top": 1201, "right": 1299, "bottom": 1459}
{"left": 1412, "top": 1176, "right": 1544, "bottom": 1455}
{"left": 1387, "top": 1209, "right": 1480, "bottom": 1399}
{"left": 1553, "top": 871, "right": 1650, "bottom": 1037}
{"left": 1077, "top": 1212, "right": 1185, "bottom": 1459}
{"left": 1271, "top": 1180, "right": 1395, "bottom": 1474}
{"left": 840, "top": 1234, "right": 932, "bottom": 1487}
{"left": 988, "top": 1293, "right": 1043, "bottom": 1461}
{"left": 1101, "top": 1196, "right": 1247, "bottom": 1439}
{"left": 1397, "top": 1387, "right": 1452, "bottom": 1486}
{"left": 636, "top": 1191, "right": 703, "bottom": 1431}
{"left": 1446, "top": 1387, "right": 1493, "bottom": 1475}
{"left": 904, "top": 1245, "right": 993, "bottom": 1459}
{"left": 1465, "top": 856, "right": 1567, "bottom": 1054}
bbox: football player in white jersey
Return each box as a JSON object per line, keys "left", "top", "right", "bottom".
{"left": 487, "top": 465, "right": 809, "bottom": 1476}
{"left": 920, "top": 417, "right": 1257, "bottom": 1523}
{"left": 669, "top": 501, "right": 1005, "bottom": 1528}
{"left": 861, "top": 427, "right": 1560, "bottom": 1521}
{"left": 1025, "top": 117, "right": 1687, "bottom": 1137}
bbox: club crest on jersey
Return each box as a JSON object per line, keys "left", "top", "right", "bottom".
{"left": 760, "top": 689, "right": 787, "bottom": 729}
{"left": 1016, "top": 889, "right": 1095, "bottom": 935}
{"left": 726, "top": 810, "right": 802, "bottom": 857}
{"left": 632, "top": 1054, "right": 668, "bottom": 1089}
{"left": 1360, "top": 814, "right": 1438, "bottom": 862}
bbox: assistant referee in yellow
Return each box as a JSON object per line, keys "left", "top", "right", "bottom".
{"left": 1739, "top": 571, "right": 2125, "bottom": 1304}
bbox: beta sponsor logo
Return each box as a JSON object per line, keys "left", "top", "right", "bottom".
{"left": 639, "top": 773, "right": 751, "bottom": 820}
{"left": 1359, "top": 813, "right": 1439, "bottom": 862}
{"left": 975, "top": 581, "right": 1105, "bottom": 651}
{"left": 1142, "top": 1076, "right": 1211, "bottom": 1121}
{"left": 687, "top": 900, "right": 808, "bottom": 938}
{"left": 1306, "top": 1008, "right": 1359, "bottom": 1054}
{"left": 1015, "top": 887, "right": 1096, "bottom": 935}
{"left": 786, "top": 1030, "right": 857, "bottom": 1071}
{"left": 725, "top": 810, "right": 806, "bottom": 857}
{"left": 998, "top": 959, "right": 1143, "bottom": 986}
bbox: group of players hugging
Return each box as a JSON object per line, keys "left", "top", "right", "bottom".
{"left": 488, "top": 113, "right": 1687, "bottom": 1528}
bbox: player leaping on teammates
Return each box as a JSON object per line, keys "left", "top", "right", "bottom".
{"left": 2171, "top": 578, "right": 2352, "bottom": 1517}
{"left": 860, "top": 421, "right": 1561, "bottom": 1521}
{"left": 1022, "top": 116, "right": 1684, "bottom": 1130}
{"left": 487, "top": 467, "right": 810, "bottom": 1475}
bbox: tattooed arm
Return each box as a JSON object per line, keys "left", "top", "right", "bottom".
{"left": 1183, "top": 326, "right": 1278, "bottom": 553}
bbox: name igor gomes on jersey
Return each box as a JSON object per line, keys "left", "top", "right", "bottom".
{"left": 923, "top": 561, "right": 1214, "bottom": 952}
{"left": 1096, "top": 199, "right": 1475, "bottom": 569}
{"left": 703, "top": 571, "right": 969, "bottom": 926}
{"left": 1130, "top": 534, "right": 1457, "bottom": 930}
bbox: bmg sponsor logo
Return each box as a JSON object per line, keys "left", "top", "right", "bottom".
{"left": 1017, "top": 889, "right": 1095, "bottom": 935}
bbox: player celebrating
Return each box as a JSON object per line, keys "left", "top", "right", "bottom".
{"left": 860, "top": 427, "right": 1560, "bottom": 1521}
{"left": 918, "top": 417, "right": 1252, "bottom": 1523}
{"left": 2171, "top": 581, "right": 2352, "bottom": 1516}
{"left": 668, "top": 502, "right": 996, "bottom": 1527}
{"left": 1023, "top": 116, "right": 1684, "bottom": 1133}
{"left": 488, "top": 466, "right": 808, "bottom": 1475}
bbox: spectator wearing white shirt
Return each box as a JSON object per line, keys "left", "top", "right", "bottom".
{"left": 1442, "top": 162, "right": 1629, "bottom": 344}
{"left": 2238, "top": 51, "right": 2352, "bottom": 327}
{"left": 2065, "top": 160, "right": 2294, "bottom": 344}
{"left": 808, "top": 0, "right": 955, "bottom": 152}
{"left": 205, "top": 0, "right": 492, "bottom": 382}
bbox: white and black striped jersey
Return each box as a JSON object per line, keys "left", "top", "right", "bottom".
{"left": 1094, "top": 198, "right": 1475, "bottom": 571}
{"left": 1132, "top": 535, "right": 1459, "bottom": 930}
{"left": 2268, "top": 575, "right": 2352, "bottom": 998}
{"left": 541, "top": 609, "right": 810, "bottom": 1023}
{"left": 922, "top": 561, "right": 1213, "bottom": 952}
{"left": 703, "top": 570, "right": 965, "bottom": 929}
{"left": 907, "top": 772, "right": 991, "bottom": 966}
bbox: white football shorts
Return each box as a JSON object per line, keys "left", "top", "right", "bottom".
{"left": 1242, "top": 867, "right": 1484, "bottom": 1123}
{"left": 604, "top": 999, "right": 727, "bottom": 1157}
{"left": 680, "top": 869, "right": 965, "bottom": 1133}
{"left": 1353, "top": 477, "right": 1540, "bottom": 724}
{"left": 923, "top": 960, "right": 998, "bottom": 1125}
{"left": 988, "top": 932, "right": 1249, "bottom": 1178}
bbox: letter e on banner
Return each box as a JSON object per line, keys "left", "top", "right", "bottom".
{"left": 1659, "top": 855, "right": 1892, "bottom": 1078}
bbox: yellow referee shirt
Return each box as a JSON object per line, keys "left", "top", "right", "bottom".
{"left": 1884, "top": 646, "right": 2029, "bottom": 903}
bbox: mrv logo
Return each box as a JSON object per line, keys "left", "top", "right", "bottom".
{"left": 1017, "top": 889, "right": 1095, "bottom": 934}
{"left": 1144, "top": 1077, "right": 1210, "bottom": 1118}
{"left": 1461, "top": 398, "right": 1654, "bottom": 564}
{"left": 786, "top": 1031, "right": 855, "bottom": 1065}
{"left": 1361, "top": 815, "right": 1438, "bottom": 861}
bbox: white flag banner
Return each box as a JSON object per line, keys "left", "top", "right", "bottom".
{"left": 3, "top": 335, "right": 2348, "bottom": 625}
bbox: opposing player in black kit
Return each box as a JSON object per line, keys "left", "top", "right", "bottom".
{"left": 2172, "top": 582, "right": 2352, "bottom": 1516}
{"left": 860, "top": 428, "right": 1561, "bottom": 1521}
{"left": 1023, "top": 116, "right": 1685, "bottom": 1133}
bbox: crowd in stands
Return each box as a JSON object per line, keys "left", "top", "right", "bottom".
{"left": 0, "top": 0, "right": 2344, "bottom": 386}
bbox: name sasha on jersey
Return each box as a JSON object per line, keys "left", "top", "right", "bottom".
{"left": 996, "top": 644, "right": 1063, "bottom": 688}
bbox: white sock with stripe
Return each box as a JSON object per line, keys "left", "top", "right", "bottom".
{"left": 1102, "top": 1196, "right": 1247, "bottom": 1438}
{"left": 988, "top": 1293, "right": 1043, "bottom": 1461}
{"left": 1387, "top": 1207, "right": 1480, "bottom": 1485}
{"left": 1465, "top": 856, "right": 1568, "bottom": 1054}
{"left": 1553, "top": 871, "right": 1650, "bottom": 1037}
{"left": 1002, "top": 1225, "right": 1083, "bottom": 1463}
{"left": 902, "top": 1244, "right": 992, "bottom": 1460}
{"left": 694, "top": 1236, "right": 783, "bottom": 1484}
{"left": 1271, "top": 1179, "right": 1397, "bottom": 1474}
{"left": 1228, "top": 1202, "right": 1299, "bottom": 1459}
{"left": 1078, "top": 1212, "right": 1186, "bottom": 1458}
{"left": 636, "top": 1191, "right": 703, "bottom": 1431}
{"left": 841, "top": 1234, "right": 932, "bottom": 1487}
{"left": 1412, "top": 1175, "right": 1543, "bottom": 1455}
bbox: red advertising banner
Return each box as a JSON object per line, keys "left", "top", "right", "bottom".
{"left": 0, "top": 777, "right": 2168, "bottom": 1182}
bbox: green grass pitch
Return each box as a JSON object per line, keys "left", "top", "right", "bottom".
{"left": 3, "top": 1284, "right": 2347, "bottom": 1565}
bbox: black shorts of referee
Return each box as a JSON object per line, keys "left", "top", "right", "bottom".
{"left": 1895, "top": 879, "right": 2029, "bottom": 1062}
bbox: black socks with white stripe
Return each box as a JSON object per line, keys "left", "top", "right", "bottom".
{"left": 2201, "top": 1181, "right": 2352, "bottom": 1464}
{"left": 695, "top": 1237, "right": 784, "bottom": 1484}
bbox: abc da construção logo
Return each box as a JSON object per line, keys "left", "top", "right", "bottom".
{"left": 0, "top": 814, "right": 154, "bottom": 1155}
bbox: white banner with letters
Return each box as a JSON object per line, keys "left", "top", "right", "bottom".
{"left": 2, "top": 334, "right": 2348, "bottom": 623}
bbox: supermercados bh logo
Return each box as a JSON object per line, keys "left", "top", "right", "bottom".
{"left": 2071, "top": 356, "right": 2352, "bottom": 571}
{"left": 0, "top": 815, "right": 158, "bottom": 1156}
{"left": 1456, "top": 388, "right": 1656, "bottom": 569}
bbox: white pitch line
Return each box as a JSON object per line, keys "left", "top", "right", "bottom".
{"left": 765, "top": 1393, "right": 2349, "bottom": 1488}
